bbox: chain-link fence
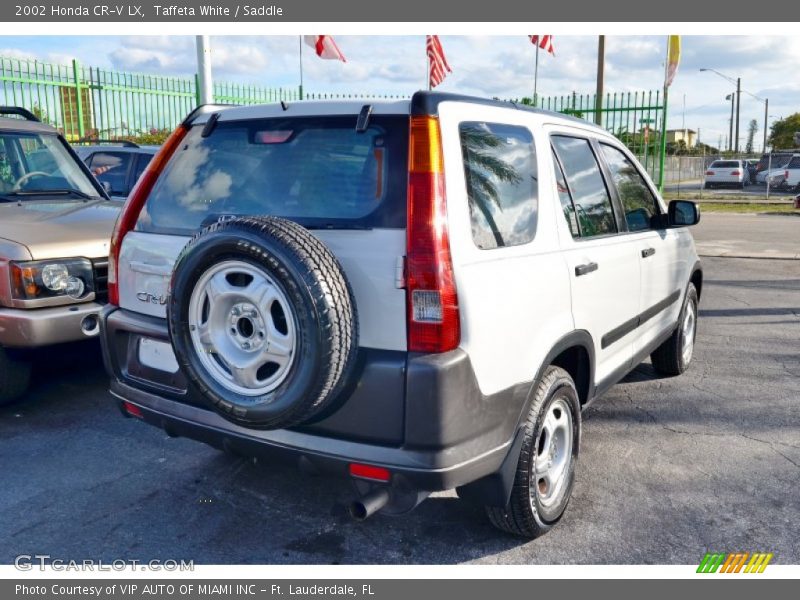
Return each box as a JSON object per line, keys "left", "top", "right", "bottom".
{"left": 665, "top": 150, "right": 799, "bottom": 197}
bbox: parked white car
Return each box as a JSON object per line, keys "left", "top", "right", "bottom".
{"left": 755, "top": 154, "right": 795, "bottom": 185}
{"left": 784, "top": 155, "right": 800, "bottom": 191}
{"left": 100, "top": 93, "right": 702, "bottom": 538}
{"left": 705, "top": 159, "right": 749, "bottom": 188}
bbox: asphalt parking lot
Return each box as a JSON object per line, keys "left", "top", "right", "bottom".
{"left": 1, "top": 220, "right": 798, "bottom": 565}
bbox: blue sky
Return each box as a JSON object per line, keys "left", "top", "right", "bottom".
{"left": 2, "top": 35, "right": 797, "bottom": 151}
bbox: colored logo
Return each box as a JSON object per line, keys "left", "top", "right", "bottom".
{"left": 697, "top": 552, "right": 773, "bottom": 573}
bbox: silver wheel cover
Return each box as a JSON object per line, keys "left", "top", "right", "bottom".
{"left": 187, "top": 260, "right": 297, "bottom": 396}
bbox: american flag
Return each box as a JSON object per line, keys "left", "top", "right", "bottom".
{"left": 530, "top": 35, "right": 555, "bottom": 55}
{"left": 426, "top": 35, "right": 452, "bottom": 89}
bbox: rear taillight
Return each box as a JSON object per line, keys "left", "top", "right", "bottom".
{"left": 786, "top": 170, "right": 790, "bottom": 179}
{"left": 405, "top": 116, "right": 459, "bottom": 353}
{"left": 731, "top": 170, "right": 741, "bottom": 176}
{"left": 107, "top": 123, "right": 190, "bottom": 305}
{"left": 706, "top": 170, "right": 715, "bottom": 176}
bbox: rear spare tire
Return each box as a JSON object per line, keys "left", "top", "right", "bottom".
{"left": 168, "top": 217, "right": 358, "bottom": 429}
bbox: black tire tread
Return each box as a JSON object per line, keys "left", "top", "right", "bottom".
{"left": 651, "top": 283, "right": 697, "bottom": 377}
{"left": 486, "top": 365, "right": 578, "bottom": 538}
{"left": 171, "top": 216, "right": 358, "bottom": 429}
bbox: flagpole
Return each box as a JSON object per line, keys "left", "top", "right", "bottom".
{"left": 298, "top": 36, "right": 304, "bottom": 100}
{"left": 427, "top": 38, "right": 431, "bottom": 91}
{"left": 658, "top": 36, "right": 670, "bottom": 192}
{"left": 533, "top": 44, "right": 540, "bottom": 107}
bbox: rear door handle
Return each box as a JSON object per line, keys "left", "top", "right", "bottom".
{"left": 641, "top": 247, "right": 656, "bottom": 258}
{"left": 575, "top": 262, "right": 598, "bottom": 277}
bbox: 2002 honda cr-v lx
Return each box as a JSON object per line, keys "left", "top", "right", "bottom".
{"left": 100, "top": 92, "right": 702, "bottom": 537}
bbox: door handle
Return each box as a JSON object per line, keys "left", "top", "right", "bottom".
{"left": 641, "top": 248, "right": 656, "bottom": 258}
{"left": 575, "top": 262, "right": 598, "bottom": 277}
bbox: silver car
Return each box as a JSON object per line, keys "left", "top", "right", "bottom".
{"left": 0, "top": 107, "right": 121, "bottom": 403}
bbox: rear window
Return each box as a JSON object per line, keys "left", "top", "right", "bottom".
{"left": 787, "top": 157, "right": 800, "bottom": 169}
{"left": 137, "top": 116, "right": 409, "bottom": 234}
{"left": 710, "top": 161, "right": 740, "bottom": 168}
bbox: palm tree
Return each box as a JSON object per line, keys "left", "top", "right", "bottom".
{"left": 460, "top": 125, "right": 522, "bottom": 247}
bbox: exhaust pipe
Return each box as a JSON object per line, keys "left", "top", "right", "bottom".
{"left": 349, "top": 488, "right": 390, "bottom": 521}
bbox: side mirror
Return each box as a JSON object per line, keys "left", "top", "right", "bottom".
{"left": 668, "top": 200, "right": 700, "bottom": 227}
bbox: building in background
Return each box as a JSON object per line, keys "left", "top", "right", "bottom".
{"left": 666, "top": 128, "right": 697, "bottom": 148}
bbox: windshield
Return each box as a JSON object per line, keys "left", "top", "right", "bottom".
{"left": 0, "top": 131, "right": 100, "bottom": 198}
{"left": 137, "top": 115, "right": 409, "bottom": 235}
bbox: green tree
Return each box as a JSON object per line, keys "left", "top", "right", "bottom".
{"left": 745, "top": 119, "right": 758, "bottom": 154}
{"left": 767, "top": 113, "right": 800, "bottom": 149}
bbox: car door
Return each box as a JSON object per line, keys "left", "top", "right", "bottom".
{"left": 596, "top": 142, "right": 684, "bottom": 356}
{"left": 86, "top": 150, "right": 133, "bottom": 199}
{"left": 550, "top": 132, "right": 640, "bottom": 385}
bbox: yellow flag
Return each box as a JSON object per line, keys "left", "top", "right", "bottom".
{"left": 665, "top": 35, "right": 681, "bottom": 87}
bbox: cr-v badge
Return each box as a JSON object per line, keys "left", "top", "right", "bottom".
{"left": 136, "top": 292, "right": 168, "bottom": 305}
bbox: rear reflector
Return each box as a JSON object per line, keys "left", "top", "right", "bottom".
{"left": 349, "top": 463, "right": 391, "bottom": 482}
{"left": 122, "top": 401, "right": 143, "bottom": 418}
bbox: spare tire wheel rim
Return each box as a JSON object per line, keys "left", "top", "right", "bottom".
{"left": 187, "top": 260, "right": 297, "bottom": 396}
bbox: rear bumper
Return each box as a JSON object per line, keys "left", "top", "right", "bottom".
{"left": 101, "top": 306, "right": 528, "bottom": 493}
{"left": 111, "top": 379, "right": 512, "bottom": 492}
{"left": 0, "top": 302, "right": 102, "bottom": 347}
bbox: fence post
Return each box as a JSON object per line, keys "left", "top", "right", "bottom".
{"left": 194, "top": 73, "right": 202, "bottom": 106}
{"left": 72, "top": 59, "right": 85, "bottom": 139}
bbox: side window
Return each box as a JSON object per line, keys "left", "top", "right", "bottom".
{"left": 551, "top": 150, "right": 580, "bottom": 238}
{"left": 600, "top": 144, "right": 660, "bottom": 232}
{"left": 551, "top": 135, "right": 616, "bottom": 237}
{"left": 132, "top": 153, "right": 153, "bottom": 184}
{"left": 87, "top": 151, "right": 132, "bottom": 195}
{"left": 459, "top": 121, "right": 538, "bottom": 250}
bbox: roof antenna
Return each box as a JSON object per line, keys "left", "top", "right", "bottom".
{"left": 280, "top": 100, "right": 289, "bottom": 111}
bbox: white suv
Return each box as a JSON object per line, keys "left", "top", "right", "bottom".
{"left": 100, "top": 93, "right": 702, "bottom": 538}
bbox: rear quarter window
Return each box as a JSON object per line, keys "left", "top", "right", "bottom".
{"left": 136, "top": 115, "right": 409, "bottom": 234}
{"left": 459, "top": 121, "right": 538, "bottom": 250}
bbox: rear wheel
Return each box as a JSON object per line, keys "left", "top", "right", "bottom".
{"left": 485, "top": 366, "right": 580, "bottom": 538}
{"left": 0, "top": 346, "right": 32, "bottom": 406}
{"left": 651, "top": 283, "right": 698, "bottom": 376}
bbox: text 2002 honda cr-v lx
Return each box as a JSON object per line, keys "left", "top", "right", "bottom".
{"left": 101, "top": 92, "right": 702, "bottom": 537}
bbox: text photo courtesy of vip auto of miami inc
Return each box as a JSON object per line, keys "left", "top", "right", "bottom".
{"left": 0, "top": 25, "right": 798, "bottom": 583}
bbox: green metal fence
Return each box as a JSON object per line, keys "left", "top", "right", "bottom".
{"left": 0, "top": 54, "right": 666, "bottom": 185}
{"left": 0, "top": 56, "right": 307, "bottom": 141}
{"left": 537, "top": 91, "right": 666, "bottom": 185}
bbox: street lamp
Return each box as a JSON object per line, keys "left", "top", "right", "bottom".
{"left": 700, "top": 68, "right": 741, "bottom": 153}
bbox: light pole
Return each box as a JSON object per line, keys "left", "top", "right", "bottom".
{"left": 700, "top": 68, "right": 741, "bottom": 153}
{"left": 726, "top": 93, "right": 734, "bottom": 152}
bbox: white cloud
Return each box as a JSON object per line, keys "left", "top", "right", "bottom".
{"left": 0, "top": 34, "right": 797, "bottom": 151}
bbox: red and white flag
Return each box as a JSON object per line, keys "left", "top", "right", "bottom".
{"left": 530, "top": 35, "right": 555, "bottom": 55}
{"left": 426, "top": 35, "right": 452, "bottom": 89}
{"left": 304, "top": 35, "right": 346, "bottom": 62}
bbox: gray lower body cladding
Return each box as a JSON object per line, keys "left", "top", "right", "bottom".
{"left": 100, "top": 306, "right": 529, "bottom": 493}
